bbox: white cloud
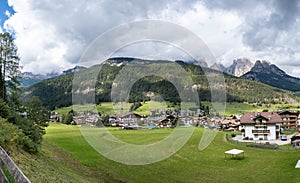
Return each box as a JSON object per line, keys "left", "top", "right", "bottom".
{"left": 4, "top": 0, "right": 300, "bottom": 77}
{"left": 5, "top": 0, "right": 198, "bottom": 74}
{"left": 5, "top": 10, "right": 11, "bottom": 17}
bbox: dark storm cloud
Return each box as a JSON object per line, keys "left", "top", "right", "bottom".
{"left": 242, "top": 0, "right": 299, "bottom": 51}
{"left": 202, "top": 0, "right": 300, "bottom": 51}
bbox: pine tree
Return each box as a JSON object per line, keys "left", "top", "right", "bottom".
{"left": 0, "top": 32, "right": 21, "bottom": 102}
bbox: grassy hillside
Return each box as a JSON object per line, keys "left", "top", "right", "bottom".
{"left": 22, "top": 58, "right": 297, "bottom": 110}
{"left": 12, "top": 123, "right": 300, "bottom": 182}
{"left": 53, "top": 102, "right": 300, "bottom": 117}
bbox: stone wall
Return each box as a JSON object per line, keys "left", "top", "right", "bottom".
{"left": 0, "top": 146, "right": 31, "bottom": 183}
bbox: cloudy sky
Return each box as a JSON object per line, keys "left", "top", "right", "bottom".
{"left": 1, "top": 0, "right": 300, "bottom": 76}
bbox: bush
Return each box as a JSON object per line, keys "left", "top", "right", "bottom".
{"left": 0, "top": 98, "right": 46, "bottom": 152}
{"left": 8, "top": 112, "right": 45, "bottom": 152}
{"left": 0, "top": 100, "right": 10, "bottom": 118}
{"left": 18, "top": 134, "right": 40, "bottom": 152}
{"left": 130, "top": 102, "right": 142, "bottom": 111}
{"left": 0, "top": 118, "right": 21, "bottom": 146}
{"left": 246, "top": 143, "right": 278, "bottom": 150}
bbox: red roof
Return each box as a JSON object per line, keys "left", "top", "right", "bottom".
{"left": 240, "top": 112, "right": 282, "bottom": 124}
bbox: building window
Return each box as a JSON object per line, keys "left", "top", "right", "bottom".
{"left": 254, "top": 134, "right": 258, "bottom": 138}
{"left": 264, "top": 134, "right": 267, "bottom": 140}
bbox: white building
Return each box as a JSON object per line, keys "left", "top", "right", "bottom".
{"left": 240, "top": 112, "right": 282, "bottom": 140}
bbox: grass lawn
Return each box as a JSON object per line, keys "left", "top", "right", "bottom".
{"left": 53, "top": 104, "right": 97, "bottom": 116}
{"left": 97, "top": 102, "right": 132, "bottom": 115}
{"left": 134, "top": 101, "right": 170, "bottom": 115}
{"left": 52, "top": 102, "right": 132, "bottom": 116}
{"left": 38, "top": 123, "right": 300, "bottom": 182}
{"left": 53, "top": 102, "right": 300, "bottom": 117}
{"left": 52, "top": 106, "right": 73, "bottom": 116}
{"left": 222, "top": 102, "right": 262, "bottom": 116}
{"left": 203, "top": 102, "right": 300, "bottom": 116}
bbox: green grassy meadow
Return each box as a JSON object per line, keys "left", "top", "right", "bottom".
{"left": 97, "top": 102, "right": 132, "bottom": 115}
{"left": 16, "top": 123, "right": 298, "bottom": 182}
{"left": 53, "top": 102, "right": 300, "bottom": 117}
{"left": 53, "top": 102, "right": 132, "bottom": 116}
{"left": 134, "top": 101, "right": 171, "bottom": 115}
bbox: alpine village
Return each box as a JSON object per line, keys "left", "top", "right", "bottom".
{"left": 2, "top": 1, "right": 300, "bottom": 182}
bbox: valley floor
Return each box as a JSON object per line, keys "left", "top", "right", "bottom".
{"left": 11, "top": 123, "right": 300, "bottom": 182}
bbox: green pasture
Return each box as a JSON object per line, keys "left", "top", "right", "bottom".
{"left": 53, "top": 102, "right": 300, "bottom": 117}
{"left": 201, "top": 102, "right": 300, "bottom": 116}
{"left": 52, "top": 102, "right": 132, "bottom": 116}
{"left": 41, "top": 123, "right": 300, "bottom": 182}
{"left": 52, "top": 104, "right": 97, "bottom": 116}
{"left": 134, "top": 101, "right": 171, "bottom": 115}
{"left": 97, "top": 102, "right": 132, "bottom": 115}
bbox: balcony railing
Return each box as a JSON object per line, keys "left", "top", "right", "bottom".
{"left": 254, "top": 124, "right": 267, "bottom": 127}
{"left": 252, "top": 130, "right": 270, "bottom": 134}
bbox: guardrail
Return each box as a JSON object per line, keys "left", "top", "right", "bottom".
{"left": 0, "top": 146, "right": 31, "bottom": 183}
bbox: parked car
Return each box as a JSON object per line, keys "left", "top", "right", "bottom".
{"left": 281, "top": 135, "right": 287, "bottom": 141}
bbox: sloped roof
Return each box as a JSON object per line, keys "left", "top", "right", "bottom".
{"left": 221, "top": 119, "right": 236, "bottom": 125}
{"left": 240, "top": 112, "right": 282, "bottom": 124}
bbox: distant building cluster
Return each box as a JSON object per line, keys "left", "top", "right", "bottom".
{"left": 49, "top": 108, "right": 300, "bottom": 146}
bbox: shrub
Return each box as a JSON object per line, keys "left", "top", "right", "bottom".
{"left": 0, "top": 100, "right": 10, "bottom": 118}
{"left": 246, "top": 143, "right": 278, "bottom": 150}
{"left": 8, "top": 112, "right": 45, "bottom": 152}
{"left": 0, "top": 118, "right": 21, "bottom": 146}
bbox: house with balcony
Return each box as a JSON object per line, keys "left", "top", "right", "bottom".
{"left": 119, "top": 112, "right": 143, "bottom": 125}
{"left": 277, "top": 110, "right": 299, "bottom": 129}
{"left": 240, "top": 112, "right": 282, "bottom": 140}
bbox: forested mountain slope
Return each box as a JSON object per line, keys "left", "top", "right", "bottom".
{"left": 22, "top": 58, "right": 296, "bottom": 109}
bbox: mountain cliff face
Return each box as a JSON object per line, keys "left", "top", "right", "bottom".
{"left": 224, "top": 58, "right": 253, "bottom": 77}
{"left": 242, "top": 60, "right": 300, "bottom": 91}
{"left": 22, "top": 72, "right": 59, "bottom": 80}
{"left": 210, "top": 63, "right": 226, "bottom": 72}
{"left": 20, "top": 72, "right": 60, "bottom": 87}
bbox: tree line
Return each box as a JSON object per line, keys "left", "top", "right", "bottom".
{"left": 0, "top": 33, "right": 48, "bottom": 152}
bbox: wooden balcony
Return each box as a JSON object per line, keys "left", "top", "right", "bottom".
{"left": 254, "top": 124, "right": 267, "bottom": 127}
{"left": 282, "top": 123, "right": 296, "bottom": 128}
{"left": 252, "top": 130, "right": 270, "bottom": 134}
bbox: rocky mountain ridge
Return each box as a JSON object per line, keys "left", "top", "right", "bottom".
{"left": 241, "top": 60, "right": 300, "bottom": 91}
{"left": 211, "top": 58, "right": 253, "bottom": 77}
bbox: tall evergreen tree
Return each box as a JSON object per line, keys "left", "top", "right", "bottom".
{"left": 0, "top": 32, "right": 20, "bottom": 102}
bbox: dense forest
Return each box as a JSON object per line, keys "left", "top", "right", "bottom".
{"left": 22, "top": 58, "right": 297, "bottom": 110}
